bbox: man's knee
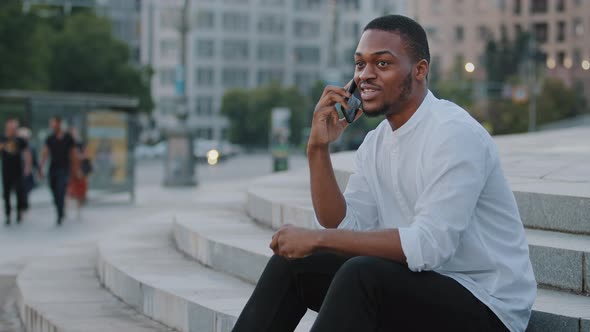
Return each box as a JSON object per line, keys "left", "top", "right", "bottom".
{"left": 331, "top": 256, "right": 407, "bottom": 290}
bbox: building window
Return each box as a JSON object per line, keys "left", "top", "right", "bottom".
{"left": 157, "top": 97, "right": 176, "bottom": 114}
{"left": 160, "top": 9, "right": 180, "bottom": 29}
{"left": 159, "top": 68, "right": 175, "bottom": 87}
{"left": 342, "top": 21, "right": 360, "bottom": 37}
{"left": 573, "top": 49, "right": 582, "bottom": 64}
{"left": 195, "top": 96, "right": 214, "bottom": 116}
{"left": 257, "top": 43, "right": 285, "bottom": 63}
{"left": 295, "top": 71, "right": 319, "bottom": 94}
{"left": 478, "top": 26, "right": 491, "bottom": 40}
{"left": 259, "top": 0, "right": 285, "bottom": 6}
{"left": 556, "top": 0, "right": 565, "bottom": 12}
{"left": 340, "top": 0, "right": 360, "bottom": 10}
{"left": 257, "top": 69, "right": 284, "bottom": 86}
{"left": 294, "top": 20, "right": 320, "bottom": 38}
{"left": 197, "top": 128, "right": 213, "bottom": 139}
{"left": 533, "top": 23, "right": 548, "bottom": 43}
{"left": 573, "top": 18, "right": 584, "bottom": 36}
{"left": 557, "top": 21, "right": 566, "bottom": 42}
{"left": 373, "top": 0, "right": 396, "bottom": 13}
{"left": 455, "top": 26, "right": 465, "bottom": 42}
{"left": 223, "top": 12, "right": 249, "bottom": 32}
{"left": 531, "top": 0, "right": 548, "bottom": 13}
{"left": 195, "top": 39, "right": 215, "bottom": 58}
{"left": 294, "top": 0, "right": 322, "bottom": 10}
{"left": 195, "top": 68, "right": 214, "bottom": 86}
{"left": 294, "top": 47, "right": 321, "bottom": 64}
{"left": 160, "top": 38, "right": 179, "bottom": 58}
{"left": 557, "top": 51, "right": 566, "bottom": 67}
{"left": 222, "top": 40, "right": 249, "bottom": 60}
{"left": 514, "top": 24, "right": 523, "bottom": 36}
{"left": 194, "top": 10, "right": 215, "bottom": 29}
{"left": 425, "top": 26, "right": 439, "bottom": 41}
{"left": 222, "top": 68, "right": 249, "bottom": 88}
{"left": 513, "top": 0, "right": 521, "bottom": 14}
{"left": 258, "top": 15, "right": 285, "bottom": 34}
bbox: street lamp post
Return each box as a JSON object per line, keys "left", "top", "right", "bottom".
{"left": 527, "top": 36, "right": 538, "bottom": 132}
{"left": 162, "top": 0, "right": 196, "bottom": 187}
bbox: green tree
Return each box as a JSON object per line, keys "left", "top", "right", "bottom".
{"left": 221, "top": 84, "right": 307, "bottom": 148}
{"left": 0, "top": 0, "right": 52, "bottom": 90}
{"left": 49, "top": 12, "right": 153, "bottom": 112}
{"left": 537, "top": 78, "right": 587, "bottom": 126}
{"left": 0, "top": 3, "right": 153, "bottom": 112}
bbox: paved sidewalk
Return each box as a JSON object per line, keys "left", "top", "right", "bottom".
{"left": 0, "top": 153, "right": 306, "bottom": 331}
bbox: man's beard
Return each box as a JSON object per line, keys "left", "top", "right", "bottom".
{"left": 363, "top": 72, "right": 413, "bottom": 118}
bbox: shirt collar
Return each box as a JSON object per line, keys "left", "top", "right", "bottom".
{"left": 391, "top": 90, "right": 435, "bottom": 137}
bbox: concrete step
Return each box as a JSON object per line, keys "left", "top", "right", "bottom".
{"left": 97, "top": 218, "right": 316, "bottom": 332}
{"left": 527, "top": 229, "right": 590, "bottom": 294}
{"left": 173, "top": 214, "right": 590, "bottom": 331}
{"left": 255, "top": 151, "right": 590, "bottom": 235}
{"left": 528, "top": 288, "right": 590, "bottom": 332}
{"left": 16, "top": 243, "right": 172, "bottom": 332}
{"left": 229, "top": 200, "right": 590, "bottom": 293}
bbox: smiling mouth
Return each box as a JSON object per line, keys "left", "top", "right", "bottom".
{"left": 360, "top": 87, "right": 381, "bottom": 100}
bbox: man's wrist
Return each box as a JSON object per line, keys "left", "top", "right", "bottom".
{"left": 307, "top": 143, "right": 329, "bottom": 155}
{"left": 312, "top": 229, "right": 327, "bottom": 252}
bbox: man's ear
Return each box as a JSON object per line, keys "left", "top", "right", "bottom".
{"left": 415, "top": 59, "right": 429, "bottom": 82}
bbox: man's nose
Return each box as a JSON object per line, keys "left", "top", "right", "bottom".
{"left": 358, "top": 65, "right": 377, "bottom": 82}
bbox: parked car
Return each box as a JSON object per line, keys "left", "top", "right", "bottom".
{"left": 134, "top": 141, "right": 166, "bottom": 160}
{"left": 193, "top": 139, "right": 242, "bottom": 164}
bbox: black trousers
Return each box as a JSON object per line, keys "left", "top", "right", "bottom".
{"left": 233, "top": 253, "right": 508, "bottom": 332}
{"left": 2, "top": 173, "right": 25, "bottom": 218}
{"left": 49, "top": 169, "right": 69, "bottom": 219}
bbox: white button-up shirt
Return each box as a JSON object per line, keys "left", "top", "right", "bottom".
{"left": 338, "top": 91, "right": 536, "bottom": 332}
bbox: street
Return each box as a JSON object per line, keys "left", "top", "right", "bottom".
{"left": 0, "top": 152, "right": 307, "bottom": 331}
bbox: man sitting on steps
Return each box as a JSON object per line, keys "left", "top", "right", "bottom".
{"left": 233, "top": 15, "right": 536, "bottom": 332}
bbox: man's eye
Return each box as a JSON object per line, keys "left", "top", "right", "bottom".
{"left": 355, "top": 62, "right": 365, "bottom": 68}
{"left": 377, "top": 61, "right": 389, "bottom": 67}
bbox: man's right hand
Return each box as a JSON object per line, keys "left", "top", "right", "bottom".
{"left": 308, "top": 84, "right": 361, "bottom": 150}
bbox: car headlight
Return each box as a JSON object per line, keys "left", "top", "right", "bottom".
{"left": 207, "top": 149, "right": 220, "bottom": 165}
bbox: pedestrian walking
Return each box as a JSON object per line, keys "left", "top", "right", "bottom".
{"left": 67, "top": 128, "right": 90, "bottom": 220}
{"left": 0, "top": 118, "right": 32, "bottom": 225}
{"left": 18, "top": 127, "right": 37, "bottom": 211}
{"left": 38, "top": 117, "right": 79, "bottom": 225}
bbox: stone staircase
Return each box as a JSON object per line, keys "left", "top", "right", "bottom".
{"left": 15, "top": 127, "right": 590, "bottom": 331}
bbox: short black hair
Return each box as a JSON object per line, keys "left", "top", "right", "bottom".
{"left": 52, "top": 116, "right": 62, "bottom": 123}
{"left": 363, "top": 15, "right": 430, "bottom": 65}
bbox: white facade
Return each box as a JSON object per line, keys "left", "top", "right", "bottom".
{"left": 141, "top": 0, "right": 407, "bottom": 140}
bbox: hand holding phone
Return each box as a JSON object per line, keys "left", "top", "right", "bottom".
{"left": 335, "top": 80, "right": 362, "bottom": 123}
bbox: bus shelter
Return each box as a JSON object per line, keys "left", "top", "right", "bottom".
{"left": 0, "top": 90, "right": 139, "bottom": 202}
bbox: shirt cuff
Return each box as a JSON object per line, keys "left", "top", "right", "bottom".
{"left": 398, "top": 226, "right": 425, "bottom": 272}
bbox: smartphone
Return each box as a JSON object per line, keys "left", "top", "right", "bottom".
{"left": 335, "top": 80, "right": 362, "bottom": 123}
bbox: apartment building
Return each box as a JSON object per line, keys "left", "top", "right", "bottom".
{"left": 141, "top": 0, "right": 406, "bottom": 140}
{"left": 408, "top": 0, "right": 590, "bottom": 100}
{"left": 500, "top": 0, "right": 590, "bottom": 94}
{"left": 408, "top": 0, "right": 503, "bottom": 81}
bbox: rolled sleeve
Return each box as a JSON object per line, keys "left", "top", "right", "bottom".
{"left": 400, "top": 124, "right": 492, "bottom": 272}
{"left": 398, "top": 226, "right": 425, "bottom": 271}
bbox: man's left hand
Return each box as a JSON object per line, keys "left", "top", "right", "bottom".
{"left": 270, "top": 225, "right": 320, "bottom": 259}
